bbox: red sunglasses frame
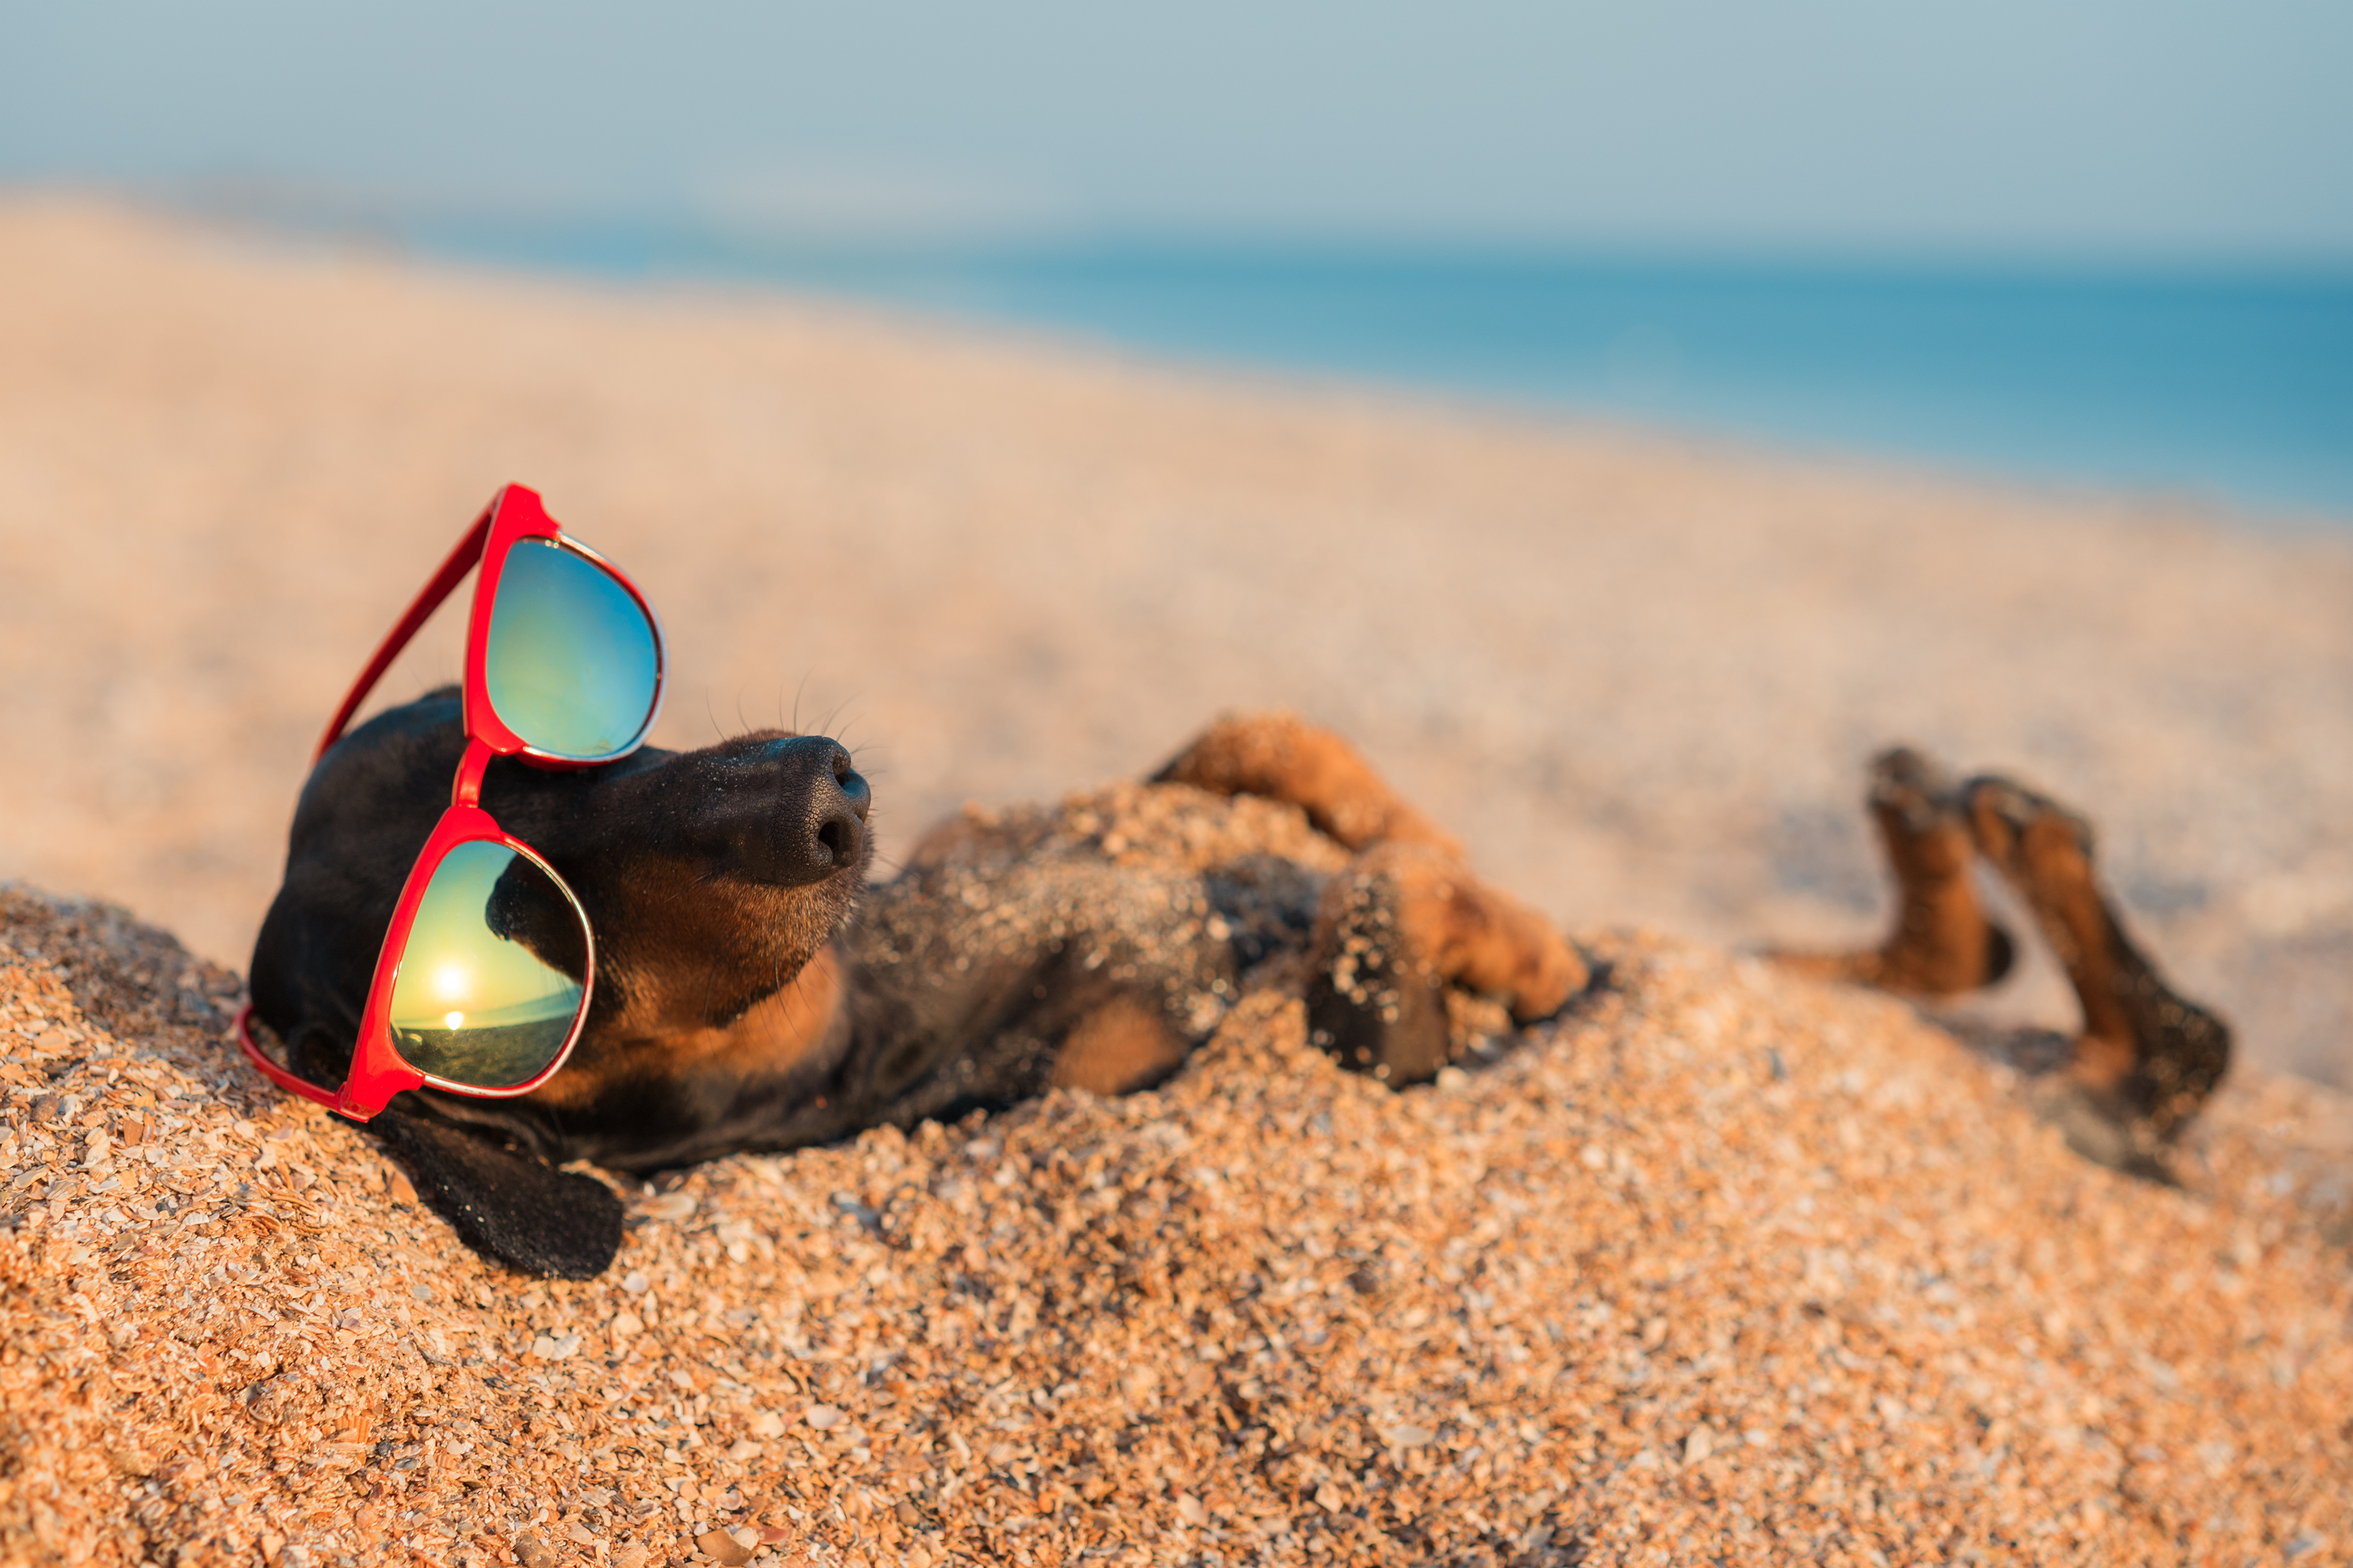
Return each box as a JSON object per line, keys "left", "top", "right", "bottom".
{"left": 235, "top": 483, "right": 667, "bottom": 1121}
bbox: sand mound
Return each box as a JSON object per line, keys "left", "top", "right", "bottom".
{"left": 4, "top": 882, "right": 2349, "bottom": 1567}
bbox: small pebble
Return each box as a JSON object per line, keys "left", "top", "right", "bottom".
{"left": 694, "top": 1527, "right": 754, "bottom": 1566}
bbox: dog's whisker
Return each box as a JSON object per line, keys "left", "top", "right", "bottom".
{"left": 791, "top": 670, "right": 815, "bottom": 736}
{"left": 833, "top": 701, "right": 875, "bottom": 752}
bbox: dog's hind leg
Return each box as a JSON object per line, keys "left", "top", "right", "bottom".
{"left": 1771, "top": 747, "right": 2016, "bottom": 998}
{"left": 1963, "top": 776, "right": 2231, "bottom": 1155}
{"left": 1152, "top": 710, "right": 1466, "bottom": 856}
{"left": 1304, "top": 841, "right": 1587, "bottom": 1085}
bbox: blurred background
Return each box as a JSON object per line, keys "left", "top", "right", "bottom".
{"left": 2, "top": 2, "right": 2351, "bottom": 1089}
{"left": 5, "top": 0, "right": 2351, "bottom": 513}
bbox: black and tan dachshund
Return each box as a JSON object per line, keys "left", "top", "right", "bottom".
{"left": 248, "top": 700, "right": 2226, "bottom": 1277}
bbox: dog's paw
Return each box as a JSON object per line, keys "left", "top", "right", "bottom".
{"left": 1305, "top": 939, "right": 1454, "bottom": 1087}
{"left": 371, "top": 1112, "right": 625, "bottom": 1279}
{"left": 1771, "top": 747, "right": 2015, "bottom": 999}
{"left": 1302, "top": 843, "right": 1452, "bottom": 1083}
{"left": 1301, "top": 842, "right": 1584, "bottom": 1086}
{"left": 1964, "top": 772, "right": 2232, "bottom": 1139}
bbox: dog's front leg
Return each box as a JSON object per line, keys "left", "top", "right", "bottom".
{"left": 1157, "top": 711, "right": 1586, "bottom": 1084}
{"left": 1304, "top": 842, "right": 1587, "bottom": 1085}
{"left": 1152, "top": 710, "right": 1465, "bottom": 855}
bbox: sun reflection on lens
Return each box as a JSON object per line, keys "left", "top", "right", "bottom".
{"left": 387, "top": 840, "right": 588, "bottom": 1090}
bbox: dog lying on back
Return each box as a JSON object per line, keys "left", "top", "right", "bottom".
{"left": 248, "top": 698, "right": 2227, "bottom": 1277}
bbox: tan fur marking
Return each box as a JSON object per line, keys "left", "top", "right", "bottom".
{"left": 526, "top": 944, "right": 847, "bottom": 1109}
{"left": 1051, "top": 995, "right": 1191, "bottom": 1096}
{"left": 1156, "top": 711, "right": 1467, "bottom": 858}
{"left": 2064, "top": 1031, "right": 2141, "bottom": 1095}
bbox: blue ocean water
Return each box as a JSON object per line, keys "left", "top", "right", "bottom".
{"left": 394, "top": 219, "right": 2353, "bottom": 520}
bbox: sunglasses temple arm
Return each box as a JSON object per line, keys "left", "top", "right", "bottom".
{"left": 313, "top": 512, "right": 494, "bottom": 765}
{"left": 232, "top": 1004, "right": 361, "bottom": 1117}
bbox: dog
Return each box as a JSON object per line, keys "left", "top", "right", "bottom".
{"left": 248, "top": 698, "right": 2227, "bottom": 1277}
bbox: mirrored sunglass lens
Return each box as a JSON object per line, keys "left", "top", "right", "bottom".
{"left": 387, "top": 840, "right": 588, "bottom": 1089}
{"left": 485, "top": 538, "right": 659, "bottom": 759}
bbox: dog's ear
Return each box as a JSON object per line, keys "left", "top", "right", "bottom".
{"left": 370, "top": 1112, "right": 624, "bottom": 1280}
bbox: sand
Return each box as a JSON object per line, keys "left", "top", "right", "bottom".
{"left": 7, "top": 882, "right": 2352, "bottom": 1567}
{"left": 2, "top": 196, "right": 2352, "bottom": 1563}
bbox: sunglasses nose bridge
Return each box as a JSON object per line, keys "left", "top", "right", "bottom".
{"left": 452, "top": 736, "right": 495, "bottom": 809}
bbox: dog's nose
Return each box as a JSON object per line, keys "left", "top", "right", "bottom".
{"left": 746, "top": 736, "right": 869, "bottom": 886}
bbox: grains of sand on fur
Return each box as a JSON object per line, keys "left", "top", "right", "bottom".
{"left": 4, "top": 879, "right": 2351, "bottom": 1567}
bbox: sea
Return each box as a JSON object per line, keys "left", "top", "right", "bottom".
{"left": 383, "top": 218, "right": 2353, "bottom": 523}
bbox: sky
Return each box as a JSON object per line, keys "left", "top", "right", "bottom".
{"left": 3, "top": 0, "right": 2349, "bottom": 261}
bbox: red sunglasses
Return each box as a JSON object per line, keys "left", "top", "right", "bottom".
{"left": 237, "top": 483, "right": 666, "bottom": 1120}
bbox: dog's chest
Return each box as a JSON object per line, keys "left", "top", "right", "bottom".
{"left": 866, "top": 780, "right": 1352, "bottom": 973}
{"left": 833, "top": 782, "right": 1355, "bottom": 1120}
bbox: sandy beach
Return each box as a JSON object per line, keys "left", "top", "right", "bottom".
{"left": 2, "top": 197, "right": 2352, "bottom": 1564}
